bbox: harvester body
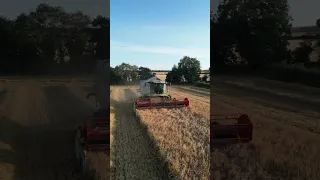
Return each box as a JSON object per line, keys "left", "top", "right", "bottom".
{"left": 75, "top": 59, "right": 109, "bottom": 171}
{"left": 139, "top": 77, "right": 168, "bottom": 95}
{"left": 211, "top": 114, "right": 253, "bottom": 147}
{"left": 134, "top": 75, "right": 189, "bottom": 110}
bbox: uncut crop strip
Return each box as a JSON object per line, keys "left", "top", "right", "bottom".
{"left": 137, "top": 107, "right": 210, "bottom": 179}
{"left": 86, "top": 152, "right": 110, "bottom": 180}
{"left": 170, "top": 87, "right": 210, "bottom": 120}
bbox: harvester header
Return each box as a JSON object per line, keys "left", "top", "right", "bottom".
{"left": 211, "top": 114, "right": 253, "bottom": 146}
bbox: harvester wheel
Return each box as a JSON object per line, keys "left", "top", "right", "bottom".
{"left": 79, "top": 150, "right": 87, "bottom": 171}
{"left": 75, "top": 126, "right": 87, "bottom": 172}
{"left": 133, "top": 103, "right": 135, "bottom": 114}
{"left": 133, "top": 102, "right": 141, "bottom": 120}
{"left": 133, "top": 103, "right": 137, "bottom": 117}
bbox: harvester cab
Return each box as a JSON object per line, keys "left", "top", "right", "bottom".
{"left": 211, "top": 114, "right": 253, "bottom": 147}
{"left": 134, "top": 74, "right": 189, "bottom": 110}
{"left": 75, "top": 59, "right": 109, "bottom": 171}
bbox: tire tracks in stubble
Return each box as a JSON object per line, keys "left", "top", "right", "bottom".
{"left": 111, "top": 87, "right": 171, "bottom": 180}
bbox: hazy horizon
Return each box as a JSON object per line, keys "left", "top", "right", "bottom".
{"left": 0, "top": 0, "right": 110, "bottom": 19}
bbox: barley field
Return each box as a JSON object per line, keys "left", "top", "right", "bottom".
{"left": 211, "top": 76, "right": 320, "bottom": 180}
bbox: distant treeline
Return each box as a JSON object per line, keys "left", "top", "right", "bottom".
{"left": 111, "top": 56, "right": 210, "bottom": 88}
{"left": 110, "top": 63, "right": 153, "bottom": 84}
{"left": 0, "top": 3, "right": 109, "bottom": 75}
{"left": 152, "top": 70, "right": 210, "bottom": 74}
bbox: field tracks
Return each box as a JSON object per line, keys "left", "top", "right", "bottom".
{"left": 0, "top": 81, "right": 111, "bottom": 180}
{"left": 110, "top": 87, "right": 171, "bottom": 180}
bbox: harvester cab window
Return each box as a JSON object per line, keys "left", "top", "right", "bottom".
{"left": 154, "top": 83, "right": 164, "bottom": 94}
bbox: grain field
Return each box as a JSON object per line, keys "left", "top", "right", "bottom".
{"left": 0, "top": 79, "right": 109, "bottom": 180}
{"left": 211, "top": 76, "right": 320, "bottom": 180}
{"left": 136, "top": 86, "right": 210, "bottom": 179}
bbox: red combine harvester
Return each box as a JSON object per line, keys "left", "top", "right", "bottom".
{"left": 75, "top": 60, "right": 109, "bottom": 171}
{"left": 75, "top": 107, "right": 109, "bottom": 170}
{"left": 134, "top": 75, "right": 189, "bottom": 111}
{"left": 211, "top": 114, "right": 253, "bottom": 147}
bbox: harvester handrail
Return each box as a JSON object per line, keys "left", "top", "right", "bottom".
{"left": 211, "top": 114, "right": 252, "bottom": 123}
{"left": 135, "top": 97, "right": 189, "bottom": 109}
{"left": 211, "top": 114, "right": 243, "bottom": 120}
{"left": 92, "top": 127, "right": 109, "bottom": 131}
{"left": 90, "top": 117, "right": 109, "bottom": 121}
{"left": 212, "top": 124, "right": 253, "bottom": 127}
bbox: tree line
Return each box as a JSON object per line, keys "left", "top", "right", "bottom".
{"left": 211, "top": 0, "right": 320, "bottom": 87}
{"left": 110, "top": 56, "right": 209, "bottom": 84}
{"left": 0, "top": 3, "right": 109, "bottom": 75}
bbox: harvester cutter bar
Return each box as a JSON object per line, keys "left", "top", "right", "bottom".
{"left": 86, "top": 144, "right": 109, "bottom": 151}
{"left": 211, "top": 114, "right": 253, "bottom": 146}
{"left": 135, "top": 98, "right": 189, "bottom": 109}
{"left": 83, "top": 117, "right": 109, "bottom": 151}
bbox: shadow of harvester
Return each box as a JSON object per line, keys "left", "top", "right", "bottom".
{"left": 0, "top": 83, "right": 108, "bottom": 180}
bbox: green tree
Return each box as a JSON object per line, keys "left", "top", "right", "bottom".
{"left": 131, "top": 69, "right": 139, "bottom": 81}
{"left": 317, "top": 18, "right": 320, "bottom": 28}
{"left": 110, "top": 66, "right": 122, "bottom": 84}
{"left": 91, "top": 15, "right": 110, "bottom": 60}
{"left": 201, "top": 75, "right": 208, "bottom": 82}
{"left": 138, "top": 67, "right": 153, "bottom": 80}
{"left": 292, "top": 41, "right": 314, "bottom": 65}
{"left": 0, "top": 3, "right": 109, "bottom": 75}
{"left": 0, "top": 16, "right": 18, "bottom": 73}
{"left": 65, "top": 11, "right": 92, "bottom": 65}
{"left": 213, "top": 0, "right": 292, "bottom": 69}
{"left": 166, "top": 65, "right": 182, "bottom": 83}
{"left": 316, "top": 18, "right": 320, "bottom": 62}
{"left": 29, "top": 4, "right": 67, "bottom": 64}
{"left": 211, "top": 10, "right": 237, "bottom": 71}
{"left": 113, "top": 63, "right": 139, "bottom": 82}
{"left": 177, "top": 56, "right": 201, "bottom": 83}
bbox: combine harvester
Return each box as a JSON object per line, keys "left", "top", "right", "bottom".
{"left": 75, "top": 60, "right": 109, "bottom": 171}
{"left": 211, "top": 114, "right": 253, "bottom": 147}
{"left": 134, "top": 74, "right": 190, "bottom": 112}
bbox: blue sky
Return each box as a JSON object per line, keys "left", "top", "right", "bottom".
{"left": 110, "top": 0, "right": 210, "bottom": 70}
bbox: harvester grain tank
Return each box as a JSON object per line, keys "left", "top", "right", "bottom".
{"left": 74, "top": 59, "right": 109, "bottom": 171}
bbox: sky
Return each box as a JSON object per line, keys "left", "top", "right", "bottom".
{"left": 110, "top": 0, "right": 210, "bottom": 70}
{"left": 1, "top": 1, "right": 316, "bottom": 70}
{"left": 211, "top": 0, "right": 320, "bottom": 27}
{"left": 0, "top": 0, "right": 110, "bottom": 19}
